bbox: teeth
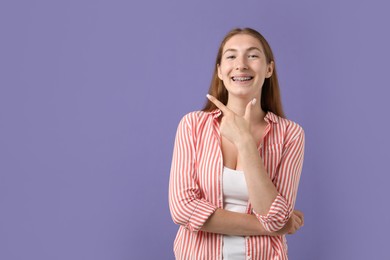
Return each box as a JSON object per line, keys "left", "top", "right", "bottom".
{"left": 232, "top": 76, "right": 253, "bottom": 81}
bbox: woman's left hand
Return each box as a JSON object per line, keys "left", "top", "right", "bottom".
{"left": 275, "top": 210, "right": 304, "bottom": 235}
{"left": 206, "top": 94, "right": 256, "bottom": 146}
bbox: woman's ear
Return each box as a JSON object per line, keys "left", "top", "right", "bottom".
{"left": 217, "top": 64, "right": 223, "bottom": 80}
{"left": 266, "top": 61, "right": 274, "bottom": 78}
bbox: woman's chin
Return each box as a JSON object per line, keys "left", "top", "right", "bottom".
{"left": 227, "top": 89, "right": 260, "bottom": 100}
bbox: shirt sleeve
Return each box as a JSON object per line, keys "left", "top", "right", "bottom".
{"left": 168, "top": 114, "right": 217, "bottom": 233}
{"left": 253, "top": 124, "right": 305, "bottom": 232}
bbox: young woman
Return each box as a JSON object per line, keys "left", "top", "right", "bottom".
{"left": 169, "top": 28, "right": 305, "bottom": 260}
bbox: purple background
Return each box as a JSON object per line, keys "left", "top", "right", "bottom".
{"left": 1, "top": 0, "right": 389, "bottom": 259}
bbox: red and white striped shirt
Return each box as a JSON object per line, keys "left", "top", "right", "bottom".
{"left": 169, "top": 109, "right": 305, "bottom": 259}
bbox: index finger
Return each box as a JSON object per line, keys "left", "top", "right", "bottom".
{"left": 206, "top": 94, "right": 230, "bottom": 114}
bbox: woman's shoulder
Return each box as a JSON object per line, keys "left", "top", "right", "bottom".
{"left": 179, "top": 110, "right": 220, "bottom": 126}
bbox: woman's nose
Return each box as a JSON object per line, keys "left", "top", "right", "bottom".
{"left": 235, "top": 56, "right": 248, "bottom": 70}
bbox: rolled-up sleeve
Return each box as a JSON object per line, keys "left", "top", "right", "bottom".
{"left": 168, "top": 115, "right": 217, "bottom": 232}
{"left": 253, "top": 124, "right": 305, "bottom": 232}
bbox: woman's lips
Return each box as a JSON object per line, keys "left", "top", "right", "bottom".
{"left": 231, "top": 76, "right": 254, "bottom": 82}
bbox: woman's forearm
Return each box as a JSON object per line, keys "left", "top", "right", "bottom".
{"left": 200, "top": 208, "right": 274, "bottom": 236}
{"left": 236, "top": 134, "right": 279, "bottom": 215}
{"left": 200, "top": 208, "right": 303, "bottom": 236}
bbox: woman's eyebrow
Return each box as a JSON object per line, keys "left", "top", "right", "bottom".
{"left": 247, "top": 47, "right": 262, "bottom": 52}
{"left": 223, "top": 47, "right": 262, "bottom": 55}
{"left": 222, "top": 48, "right": 237, "bottom": 55}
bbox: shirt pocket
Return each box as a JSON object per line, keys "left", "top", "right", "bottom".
{"left": 264, "top": 143, "right": 283, "bottom": 180}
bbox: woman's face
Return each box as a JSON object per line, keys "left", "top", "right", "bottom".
{"left": 217, "top": 34, "right": 274, "bottom": 100}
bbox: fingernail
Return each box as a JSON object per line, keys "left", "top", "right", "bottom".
{"left": 206, "top": 94, "right": 211, "bottom": 99}
{"left": 251, "top": 98, "right": 256, "bottom": 105}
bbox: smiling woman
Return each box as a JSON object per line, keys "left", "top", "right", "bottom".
{"left": 217, "top": 34, "right": 273, "bottom": 102}
{"left": 169, "top": 28, "right": 305, "bottom": 260}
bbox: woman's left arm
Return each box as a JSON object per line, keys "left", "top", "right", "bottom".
{"left": 239, "top": 125, "right": 305, "bottom": 232}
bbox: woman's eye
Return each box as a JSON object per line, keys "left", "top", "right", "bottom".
{"left": 226, "top": 55, "right": 235, "bottom": 59}
{"left": 248, "top": 54, "right": 259, "bottom": 58}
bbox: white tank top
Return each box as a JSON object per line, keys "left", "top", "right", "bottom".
{"left": 222, "top": 166, "right": 249, "bottom": 260}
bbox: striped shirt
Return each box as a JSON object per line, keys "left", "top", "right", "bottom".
{"left": 169, "top": 109, "right": 305, "bottom": 259}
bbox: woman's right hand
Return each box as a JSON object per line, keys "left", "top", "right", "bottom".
{"left": 275, "top": 210, "right": 304, "bottom": 235}
{"left": 206, "top": 94, "right": 255, "bottom": 147}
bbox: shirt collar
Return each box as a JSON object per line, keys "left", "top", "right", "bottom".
{"left": 209, "top": 109, "right": 279, "bottom": 124}
{"left": 264, "top": 111, "right": 279, "bottom": 124}
{"left": 210, "top": 109, "right": 222, "bottom": 119}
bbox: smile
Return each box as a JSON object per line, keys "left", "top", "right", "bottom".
{"left": 231, "top": 76, "right": 253, "bottom": 82}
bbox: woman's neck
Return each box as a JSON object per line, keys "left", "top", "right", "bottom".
{"left": 226, "top": 96, "right": 266, "bottom": 124}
